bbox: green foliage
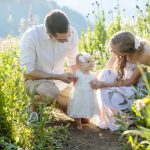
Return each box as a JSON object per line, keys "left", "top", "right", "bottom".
{"left": 79, "top": 0, "right": 150, "bottom": 71}
{"left": 0, "top": 38, "right": 69, "bottom": 149}
{"left": 0, "top": 37, "right": 32, "bottom": 148}
{"left": 123, "top": 104, "right": 150, "bottom": 150}
{"left": 122, "top": 65, "right": 150, "bottom": 150}
{"left": 79, "top": 0, "right": 150, "bottom": 149}
{"left": 1, "top": 0, "right": 150, "bottom": 149}
{"left": 107, "top": 1, "right": 121, "bottom": 40}
{"left": 79, "top": 1, "right": 109, "bottom": 70}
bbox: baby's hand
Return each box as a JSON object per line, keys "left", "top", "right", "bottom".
{"left": 90, "top": 79, "right": 106, "bottom": 89}
{"left": 66, "top": 72, "right": 75, "bottom": 80}
{"left": 90, "top": 79, "right": 99, "bottom": 89}
{"left": 60, "top": 72, "right": 77, "bottom": 84}
{"left": 66, "top": 72, "right": 78, "bottom": 85}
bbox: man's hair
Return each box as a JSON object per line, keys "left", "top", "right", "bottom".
{"left": 45, "top": 9, "right": 69, "bottom": 36}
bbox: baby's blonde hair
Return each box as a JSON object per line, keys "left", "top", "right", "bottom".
{"left": 76, "top": 53, "right": 91, "bottom": 66}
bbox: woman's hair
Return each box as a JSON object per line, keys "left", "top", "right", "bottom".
{"left": 110, "top": 31, "right": 145, "bottom": 80}
{"left": 45, "top": 9, "right": 69, "bottom": 36}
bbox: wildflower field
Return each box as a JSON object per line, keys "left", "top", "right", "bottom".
{"left": 0, "top": 1, "right": 150, "bottom": 150}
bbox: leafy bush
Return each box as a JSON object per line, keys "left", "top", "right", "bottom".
{"left": 0, "top": 37, "right": 69, "bottom": 149}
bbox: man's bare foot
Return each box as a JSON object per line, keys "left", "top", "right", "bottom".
{"left": 76, "top": 124, "right": 83, "bottom": 131}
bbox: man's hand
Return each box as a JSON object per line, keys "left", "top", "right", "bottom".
{"left": 72, "top": 76, "right": 78, "bottom": 85}
{"left": 59, "top": 72, "right": 77, "bottom": 84}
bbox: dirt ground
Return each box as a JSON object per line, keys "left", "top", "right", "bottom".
{"left": 52, "top": 109, "right": 124, "bottom": 150}
{"left": 64, "top": 123, "right": 123, "bottom": 150}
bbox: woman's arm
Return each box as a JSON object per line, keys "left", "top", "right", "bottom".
{"left": 91, "top": 68, "right": 142, "bottom": 89}
{"left": 105, "top": 55, "right": 116, "bottom": 69}
{"left": 113, "top": 68, "right": 141, "bottom": 87}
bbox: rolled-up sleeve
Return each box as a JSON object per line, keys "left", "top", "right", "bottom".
{"left": 20, "top": 30, "right": 36, "bottom": 74}
{"left": 66, "top": 27, "right": 79, "bottom": 66}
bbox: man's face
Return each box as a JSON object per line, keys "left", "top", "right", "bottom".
{"left": 49, "top": 28, "right": 71, "bottom": 43}
{"left": 55, "top": 30, "right": 71, "bottom": 43}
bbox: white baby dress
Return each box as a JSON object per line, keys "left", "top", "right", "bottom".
{"left": 67, "top": 70, "right": 100, "bottom": 118}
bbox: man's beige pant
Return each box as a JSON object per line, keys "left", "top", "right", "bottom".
{"left": 24, "top": 79, "right": 71, "bottom": 112}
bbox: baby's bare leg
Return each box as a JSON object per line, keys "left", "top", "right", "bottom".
{"left": 74, "top": 118, "right": 82, "bottom": 130}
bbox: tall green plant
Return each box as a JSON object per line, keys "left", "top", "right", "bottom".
{"left": 0, "top": 37, "right": 69, "bottom": 149}
{"left": 79, "top": 1, "right": 108, "bottom": 69}
{"left": 123, "top": 105, "right": 150, "bottom": 150}
{"left": 107, "top": 0, "right": 121, "bottom": 40}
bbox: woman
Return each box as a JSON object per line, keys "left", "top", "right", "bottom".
{"left": 91, "top": 31, "right": 150, "bottom": 131}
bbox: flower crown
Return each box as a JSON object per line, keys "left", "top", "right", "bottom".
{"left": 78, "top": 53, "right": 91, "bottom": 62}
{"left": 135, "top": 37, "right": 141, "bottom": 50}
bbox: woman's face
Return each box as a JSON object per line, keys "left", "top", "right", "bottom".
{"left": 109, "top": 43, "right": 127, "bottom": 57}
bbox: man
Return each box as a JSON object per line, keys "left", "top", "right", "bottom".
{"left": 20, "top": 9, "right": 78, "bottom": 122}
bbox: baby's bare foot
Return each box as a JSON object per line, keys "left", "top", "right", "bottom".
{"left": 81, "top": 118, "right": 89, "bottom": 124}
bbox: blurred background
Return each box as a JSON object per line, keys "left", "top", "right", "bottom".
{"left": 0, "top": 0, "right": 148, "bottom": 37}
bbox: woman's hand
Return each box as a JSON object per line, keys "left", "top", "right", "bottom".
{"left": 90, "top": 79, "right": 106, "bottom": 89}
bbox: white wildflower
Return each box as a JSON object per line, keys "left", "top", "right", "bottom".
{"left": 135, "top": 99, "right": 146, "bottom": 111}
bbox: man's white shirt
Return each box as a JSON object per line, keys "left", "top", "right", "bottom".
{"left": 20, "top": 24, "right": 78, "bottom": 90}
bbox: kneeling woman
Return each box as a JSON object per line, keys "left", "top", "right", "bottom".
{"left": 91, "top": 31, "right": 150, "bottom": 131}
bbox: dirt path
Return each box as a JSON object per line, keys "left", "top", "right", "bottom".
{"left": 52, "top": 109, "right": 123, "bottom": 150}
{"left": 64, "top": 124, "right": 123, "bottom": 150}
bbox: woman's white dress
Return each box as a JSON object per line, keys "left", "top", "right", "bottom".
{"left": 96, "top": 63, "right": 145, "bottom": 131}
{"left": 67, "top": 70, "right": 100, "bottom": 118}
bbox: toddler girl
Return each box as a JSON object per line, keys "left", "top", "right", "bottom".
{"left": 67, "top": 53, "right": 99, "bottom": 130}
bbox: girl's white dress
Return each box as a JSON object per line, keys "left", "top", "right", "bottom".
{"left": 96, "top": 62, "right": 145, "bottom": 131}
{"left": 67, "top": 70, "right": 100, "bottom": 118}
